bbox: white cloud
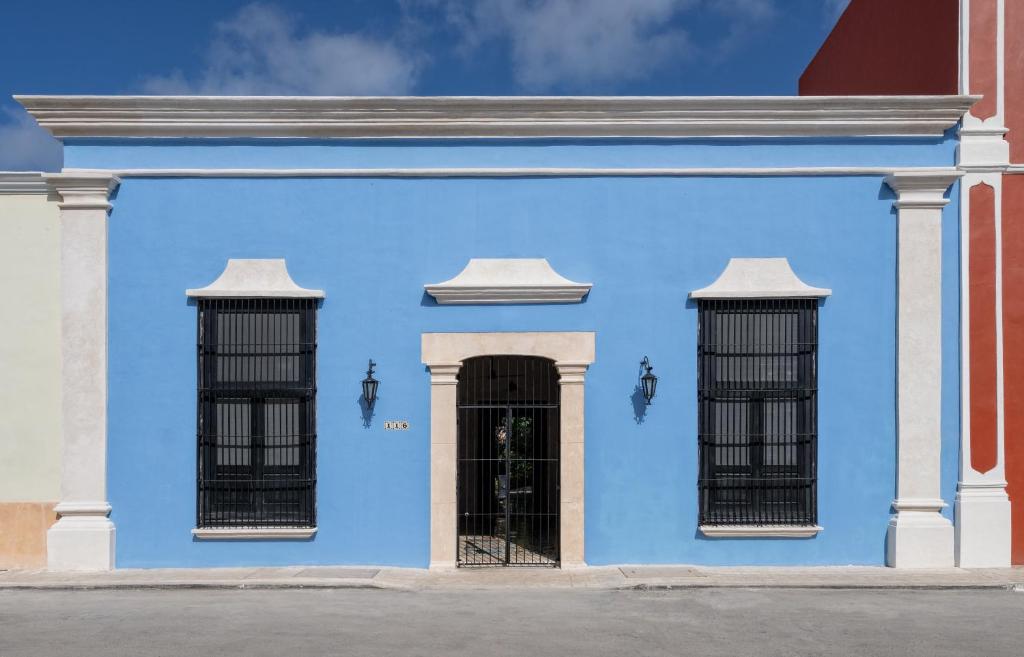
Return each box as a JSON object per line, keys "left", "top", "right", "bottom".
{"left": 415, "top": 0, "right": 778, "bottom": 91}
{"left": 142, "top": 3, "right": 420, "bottom": 95}
{"left": 706, "top": 0, "right": 778, "bottom": 60}
{"left": 434, "top": 0, "right": 697, "bottom": 91}
{"left": 0, "top": 108, "right": 62, "bottom": 172}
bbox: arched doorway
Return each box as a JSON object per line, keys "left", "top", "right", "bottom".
{"left": 457, "top": 355, "right": 560, "bottom": 566}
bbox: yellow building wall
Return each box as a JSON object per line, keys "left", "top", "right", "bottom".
{"left": 0, "top": 181, "right": 62, "bottom": 568}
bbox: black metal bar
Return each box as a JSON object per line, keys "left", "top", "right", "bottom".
{"left": 697, "top": 298, "right": 818, "bottom": 526}
{"left": 456, "top": 355, "right": 560, "bottom": 567}
{"left": 196, "top": 297, "right": 317, "bottom": 529}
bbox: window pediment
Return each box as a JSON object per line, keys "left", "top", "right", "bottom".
{"left": 425, "top": 258, "right": 591, "bottom": 305}
{"left": 690, "top": 258, "right": 830, "bottom": 299}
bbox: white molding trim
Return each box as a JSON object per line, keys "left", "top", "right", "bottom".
{"left": 959, "top": 0, "right": 968, "bottom": 95}
{"left": 699, "top": 525, "right": 823, "bottom": 538}
{"left": 421, "top": 332, "right": 595, "bottom": 569}
{"left": 689, "top": 258, "right": 830, "bottom": 299}
{"left": 997, "top": 0, "right": 1005, "bottom": 122}
{"left": 425, "top": 259, "right": 591, "bottom": 304}
{"left": 0, "top": 171, "right": 48, "bottom": 194}
{"left": 63, "top": 166, "right": 965, "bottom": 179}
{"left": 191, "top": 527, "right": 317, "bottom": 540}
{"left": 186, "top": 259, "right": 325, "bottom": 298}
{"left": 16, "top": 95, "right": 978, "bottom": 138}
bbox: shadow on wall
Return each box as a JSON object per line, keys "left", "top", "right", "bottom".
{"left": 358, "top": 394, "right": 376, "bottom": 428}
{"left": 631, "top": 357, "right": 649, "bottom": 424}
{"left": 631, "top": 383, "right": 649, "bottom": 424}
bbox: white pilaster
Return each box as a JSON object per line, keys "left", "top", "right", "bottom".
{"left": 884, "top": 170, "right": 960, "bottom": 568}
{"left": 955, "top": 173, "right": 1012, "bottom": 568}
{"left": 43, "top": 172, "right": 119, "bottom": 571}
{"left": 955, "top": 0, "right": 1013, "bottom": 568}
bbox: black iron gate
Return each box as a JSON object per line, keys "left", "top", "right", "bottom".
{"left": 457, "top": 356, "right": 560, "bottom": 566}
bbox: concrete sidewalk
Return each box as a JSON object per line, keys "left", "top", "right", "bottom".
{"left": 2, "top": 565, "right": 1023, "bottom": 591}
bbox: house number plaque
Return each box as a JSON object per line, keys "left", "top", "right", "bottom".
{"left": 384, "top": 420, "right": 410, "bottom": 431}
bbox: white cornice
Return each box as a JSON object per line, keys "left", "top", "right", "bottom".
{"left": 0, "top": 171, "right": 48, "bottom": 194}
{"left": 186, "top": 259, "right": 325, "bottom": 298}
{"left": 42, "top": 172, "right": 119, "bottom": 210}
{"left": 690, "top": 258, "right": 831, "bottom": 299}
{"left": 15, "top": 95, "right": 978, "bottom": 139}
{"left": 425, "top": 259, "right": 591, "bottom": 304}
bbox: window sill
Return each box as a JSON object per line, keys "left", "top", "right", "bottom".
{"left": 699, "top": 525, "right": 822, "bottom": 538}
{"left": 191, "top": 527, "right": 317, "bottom": 540}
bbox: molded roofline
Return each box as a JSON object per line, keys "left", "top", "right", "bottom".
{"left": 15, "top": 94, "right": 978, "bottom": 139}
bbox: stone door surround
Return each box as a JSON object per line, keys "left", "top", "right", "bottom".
{"left": 422, "top": 332, "right": 595, "bottom": 569}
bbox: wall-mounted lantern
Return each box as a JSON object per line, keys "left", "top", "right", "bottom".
{"left": 640, "top": 356, "right": 658, "bottom": 405}
{"left": 362, "top": 359, "right": 380, "bottom": 409}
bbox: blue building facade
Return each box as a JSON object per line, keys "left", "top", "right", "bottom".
{"left": 19, "top": 95, "right": 976, "bottom": 570}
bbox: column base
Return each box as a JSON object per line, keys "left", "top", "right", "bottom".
{"left": 885, "top": 499, "right": 953, "bottom": 568}
{"left": 559, "top": 561, "right": 588, "bottom": 570}
{"left": 429, "top": 561, "right": 457, "bottom": 570}
{"left": 955, "top": 483, "right": 1012, "bottom": 568}
{"left": 47, "top": 502, "right": 115, "bottom": 571}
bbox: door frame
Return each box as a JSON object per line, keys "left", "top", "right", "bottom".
{"left": 422, "top": 332, "right": 595, "bottom": 569}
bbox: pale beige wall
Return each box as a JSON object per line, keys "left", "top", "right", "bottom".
{"left": 0, "top": 191, "right": 61, "bottom": 502}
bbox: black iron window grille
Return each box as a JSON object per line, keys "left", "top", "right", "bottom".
{"left": 457, "top": 356, "right": 560, "bottom": 566}
{"left": 197, "top": 298, "right": 317, "bottom": 528}
{"left": 697, "top": 298, "right": 818, "bottom": 526}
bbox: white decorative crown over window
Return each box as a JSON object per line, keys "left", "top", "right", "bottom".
{"left": 186, "top": 259, "right": 325, "bottom": 298}
{"left": 690, "top": 258, "right": 830, "bottom": 299}
{"left": 425, "top": 258, "right": 591, "bottom": 305}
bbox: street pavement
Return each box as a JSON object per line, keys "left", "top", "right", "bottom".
{"left": 1, "top": 587, "right": 1022, "bottom": 656}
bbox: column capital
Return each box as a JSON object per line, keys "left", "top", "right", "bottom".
{"left": 426, "top": 362, "right": 461, "bottom": 385}
{"left": 43, "top": 171, "right": 120, "bottom": 211}
{"left": 555, "top": 361, "right": 589, "bottom": 384}
{"left": 957, "top": 124, "right": 1010, "bottom": 171}
{"left": 885, "top": 169, "right": 961, "bottom": 209}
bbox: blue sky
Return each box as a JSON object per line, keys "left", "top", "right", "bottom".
{"left": 0, "top": 0, "right": 849, "bottom": 171}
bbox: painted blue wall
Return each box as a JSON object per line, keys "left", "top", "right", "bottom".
{"left": 67, "top": 136, "right": 954, "bottom": 171}
{"left": 97, "top": 137, "right": 960, "bottom": 568}
{"left": 942, "top": 181, "right": 962, "bottom": 524}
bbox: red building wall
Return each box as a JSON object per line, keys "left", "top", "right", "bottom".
{"left": 799, "top": 0, "right": 958, "bottom": 96}
{"left": 1006, "top": 0, "right": 1024, "bottom": 161}
{"left": 969, "top": 183, "right": 999, "bottom": 475}
{"left": 1001, "top": 1, "right": 1024, "bottom": 566}
{"left": 1003, "top": 175, "right": 1024, "bottom": 565}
